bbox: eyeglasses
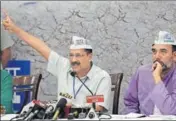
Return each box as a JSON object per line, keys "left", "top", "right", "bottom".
{"left": 69, "top": 53, "right": 85, "bottom": 58}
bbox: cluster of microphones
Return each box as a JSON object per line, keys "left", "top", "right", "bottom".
{"left": 11, "top": 98, "right": 100, "bottom": 121}
{"left": 11, "top": 71, "right": 105, "bottom": 120}
{"left": 10, "top": 99, "right": 64, "bottom": 120}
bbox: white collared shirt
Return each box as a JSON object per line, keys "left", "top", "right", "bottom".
{"left": 47, "top": 50, "right": 112, "bottom": 110}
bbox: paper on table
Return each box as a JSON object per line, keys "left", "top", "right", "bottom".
{"left": 105, "top": 113, "right": 145, "bottom": 120}
{"left": 1, "top": 114, "right": 17, "bottom": 120}
{"left": 149, "top": 115, "right": 176, "bottom": 120}
{"left": 125, "top": 112, "right": 146, "bottom": 118}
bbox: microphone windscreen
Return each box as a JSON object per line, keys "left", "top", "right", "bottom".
{"left": 56, "top": 98, "right": 67, "bottom": 108}
{"left": 70, "top": 71, "right": 76, "bottom": 77}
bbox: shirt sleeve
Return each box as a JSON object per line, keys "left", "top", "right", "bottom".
{"left": 95, "top": 72, "right": 112, "bottom": 111}
{"left": 123, "top": 68, "right": 140, "bottom": 114}
{"left": 47, "top": 50, "right": 70, "bottom": 77}
{"left": 1, "top": 26, "right": 14, "bottom": 51}
{"left": 150, "top": 81, "right": 176, "bottom": 115}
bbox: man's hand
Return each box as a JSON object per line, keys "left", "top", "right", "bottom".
{"left": 96, "top": 105, "right": 104, "bottom": 112}
{"left": 152, "top": 61, "right": 162, "bottom": 84}
{"left": 1, "top": 9, "right": 17, "bottom": 33}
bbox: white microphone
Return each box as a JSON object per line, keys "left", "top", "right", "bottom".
{"left": 25, "top": 110, "right": 39, "bottom": 121}
{"left": 23, "top": 100, "right": 47, "bottom": 120}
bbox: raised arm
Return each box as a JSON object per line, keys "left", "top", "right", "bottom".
{"left": 2, "top": 9, "right": 51, "bottom": 60}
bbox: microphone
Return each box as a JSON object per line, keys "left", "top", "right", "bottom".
{"left": 52, "top": 98, "right": 67, "bottom": 120}
{"left": 45, "top": 105, "right": 54, "bottom": 115}
{"left": 12, "top": 100, "right": 35, "bottom": 120}
{"left": 25, "top": 110, "right": 39, "bottom": 121}
{"left": 24, "top": 100, "right": 47, "bottom": 120}
{"left": 67, "top": 110, "right": 79, "bottom": 119}
{"left": 19, "top": 100, "right": 35, "bottom": 116}
{"left": 70, "top": 71, "right": 76, "bottom": 77}
{"left": 67, "top": 108, "right": 87, "bottom": 119}
{"left": 73, "top": 110, "right": 87, "bottom": 119}
{"left": 71, "top": 71, "right": 105, "bottom": 119}
{"left": 18, "top": 111, "right": 27, "bottom": 117}
{"left": 9, "top": 111, "right": 28, "bottom": 121}
{"left": 70, "top": 71, "right": 95, "bottom": 109}
{"left": 42, "top": 105, "right": 54, "bottom": 119}
{"left": 21, "top": 106, "right": 33, "bottom": 120}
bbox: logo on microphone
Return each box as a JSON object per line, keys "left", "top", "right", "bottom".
{"left": 59, "top": 92, "right": 72, "bottom": 99}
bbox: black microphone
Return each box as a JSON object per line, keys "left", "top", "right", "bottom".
{"left": 52, "top": 98, "right": 67, "bottom": 120}
{"left": 71, "top": 71, "right": 96, "bottom": 110}
{"left": 70, "top": 71, "right": 76, "bottom": 77}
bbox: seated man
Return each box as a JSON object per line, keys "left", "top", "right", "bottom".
{"left": 2, "top": 11, "right": 112, "bottom": 112}
{"left": 0, "top": 25, "right": 14, "bottom": 114}
{"left": 124, "top": 31, "right": 176, "bottom": 115}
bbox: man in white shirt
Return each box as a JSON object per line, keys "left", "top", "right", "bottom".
{"left": 2, "top": 11, "right": 112, "bottom": 112}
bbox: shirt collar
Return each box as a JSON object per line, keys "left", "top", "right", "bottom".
{"left": 86, "top": 63, "right": 95, "bottom": 80}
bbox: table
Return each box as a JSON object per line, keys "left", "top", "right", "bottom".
{"left": 1, "top": 114, "right": 176, "bottom": 120}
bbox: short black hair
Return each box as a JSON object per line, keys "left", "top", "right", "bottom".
{"left": 172, "top": 45, "right": 176, "bottom": 52}
{"left": 84, "top": 49, "right": 92, "bottom": 54}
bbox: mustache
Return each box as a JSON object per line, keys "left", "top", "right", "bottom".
{"left": 153, "top": 59, "right": 164, "bottom": 65}
{"left": 153, "top": 59, "right": 167, "bottom": 70}
{"left": 71, "top": 61, "right": 80, "bottom": 66}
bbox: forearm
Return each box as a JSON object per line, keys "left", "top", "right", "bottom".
{"left": 1, "top": 47, "right": 11, "bottom": 68}
{"left": 124, "top": 77, "right": 140, "bottom": 114}
{"left": 13, "top": 25, "right": 51, "bottom": 60}
{"left": 151, "top": 82, "right": 176, "bottom": 115}
{"left": 124, "top": 98, "right": 140, "bottom": 114}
